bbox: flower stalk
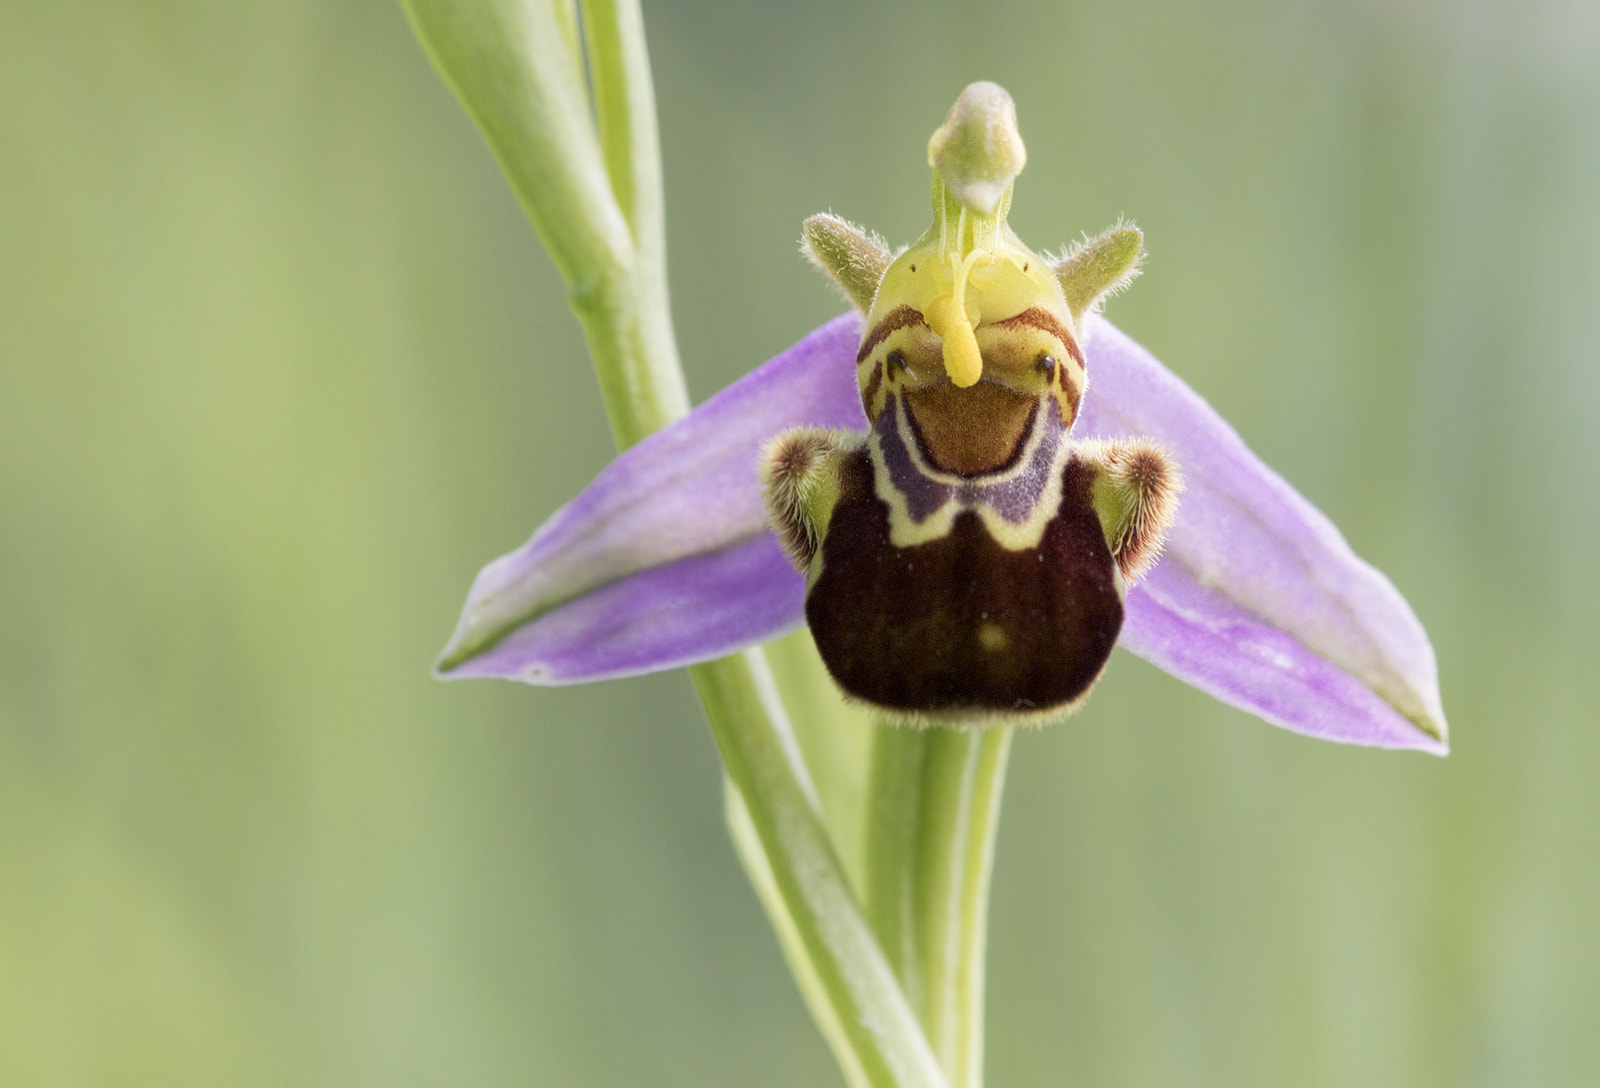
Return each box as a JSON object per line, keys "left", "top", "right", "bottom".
{"left": 862, "top": 723, "right": 1011, "bottom": 1087}
{"left": 698, "top": 655, "right": 947, "bottom": 1088}
{"left": 406, "top": 2, "right": 979, "bottom": 1084}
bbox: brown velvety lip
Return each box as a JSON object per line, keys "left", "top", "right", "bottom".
{"left": 903, "top": 381, "right": 1038, "bottom": 476}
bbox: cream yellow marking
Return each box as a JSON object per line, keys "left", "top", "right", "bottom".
{"left": 868, "top": 397, "right": 1073, "bottom": 552}
{"left": 859, "top": 323, "right": 946, "bottom": 424}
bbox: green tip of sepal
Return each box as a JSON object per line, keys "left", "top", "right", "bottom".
{"left": 1053, "top": 224, "right": 1144, "bottom": 320}
{"left": 802, "top": 214, "right": 894, "bottom": 313}
{"left": 927, "top": 82, "right": 1026, "bottom": 217}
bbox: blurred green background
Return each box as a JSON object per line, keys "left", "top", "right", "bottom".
{"left": 3, "top": 0, "right": 1598, "bottom": 1084}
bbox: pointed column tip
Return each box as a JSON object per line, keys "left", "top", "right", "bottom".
{"left": 928, "top": 82, "right": 1027, "bottom": 216}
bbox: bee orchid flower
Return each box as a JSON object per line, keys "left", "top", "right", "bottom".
{"left": 408, "top": 30, "right": 1451, "bottom": 1080}
{"left": 436, "top": 83, "right": 1446, "bottom": 754}
{"left": 437, "top": 307, "right": 1445, "bottom": 751}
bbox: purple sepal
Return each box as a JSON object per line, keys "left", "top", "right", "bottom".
{"left": 1076, "top": 317, "right": 1447, "bottom": 752}
{"left": 1124, "top": 563, "right": 1446, "bottom": 752}
{"left": 444, "top": 535, "right": 807, "bottom": 684}
{"left": 436, "top": 313, "right": 865, "bottom": 678}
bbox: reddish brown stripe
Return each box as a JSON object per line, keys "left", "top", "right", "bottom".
{"left": 1059, "top": 370, "right": 1081, "bottom": 419}
{"left": 992, "top": 308, "right": 1084, "bottom": 366}
{"left": 856, "top": 305, "right": 926, "bottom": 364}
{"left": 861, "top": 362, "right": 883, "bottom": 417}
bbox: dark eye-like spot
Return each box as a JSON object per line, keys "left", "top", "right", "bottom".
{"left": 909, "top": 264, "right": 916, "bottom": 272}
{"left": 1035, "top": 354, "right": 1057, "bottom": 379}
{"left": 888, "top": 350, "right": 909, "bottom": 373}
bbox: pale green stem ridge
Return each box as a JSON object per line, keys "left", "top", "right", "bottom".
{"left": 574, "top": 0, "right": 685, "bottom": 445}
{"left": 579, "top": 0, "right": 648, "bottom": 236}
{"left": 698, "top": 656, "right": 948, "bottom": 1088}
{"left": 863, "top": 725, "right": 1013, "bottom": 1088}
{"left": 726, "top": 782, "right": 873, "bottom": 1088}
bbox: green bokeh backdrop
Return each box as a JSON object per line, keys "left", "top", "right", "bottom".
{"left": 3, "top": 1, "right": 1598, "bottom": 1084}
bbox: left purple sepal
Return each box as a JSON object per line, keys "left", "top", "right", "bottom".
{"left": 438, "top": 313, "right": 1447, "bottom": 753}
{"left": 436, "top": 314, "right": 867, "bottom": 683}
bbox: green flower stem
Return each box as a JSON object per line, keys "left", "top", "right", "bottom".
{"left": 863, "top": 724, "right": 1013, "bottom": 1088}
{"left": 403, "top": 0, "right": 688, "bottom": 446}
{"left": 407, "top": 3, "right": 951, "bottom": 1082}
{"left": 696, "top": 655, "right": 948, "bottom": 1088}
{"left": 572, "top": 0, "right": 685, "bottom": 447}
